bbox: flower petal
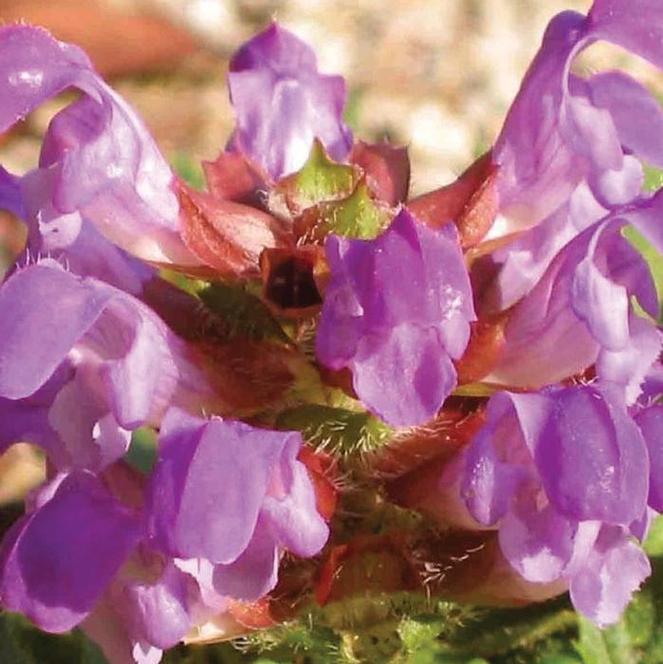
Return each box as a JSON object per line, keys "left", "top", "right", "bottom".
{"left": 535, "top": 386, "right": 648, "bottom": 524}
{"left": 0, "top": 472, "right": 140, "bottom": 632}
{"left": 148, "top": 409, "right": 285, "bottom": 564}
{"left": 569, "top": 525, "right": 651, "bottom": 627}
{"left": 0, "top": 24, "right": 194, "bottom": 265}
{"left": 228, "top": 23, "right": 352, "bottom": 180}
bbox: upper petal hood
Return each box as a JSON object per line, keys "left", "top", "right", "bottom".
{"left": 0, "top": 24, "right": 196, "bottom": 266}
{"left": 228, "top": 23, "right": 353, "bottom": 180}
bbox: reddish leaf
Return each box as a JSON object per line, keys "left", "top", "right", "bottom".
{"left": 456, "top": 313, "right": 510, "bottom": 384}
{"left": 315, "top": 534, "right": 418, "bottom": 605}
{"left": 190, "top": 338, "right": 296, "bottom": 415}
{"left": 317, "top": 365, "right": 357, "bottom": 399}
{"left": 202, "top": 151, "right": 266, "bottom": 207}
{"left": 370, "top": 402, "right": 485, "bottom": 480}
{"left": 409, "top": 151, "right": 498, "bottom": 248}
{"left": 178, "top": 181, "right": 291, "bottom": 279}
{"left": 298, "top": 447, "right": 339, "bottom": 521}
{"left": 350, "top": 140, "right": 410, "bottom": 205}
{"left": 227, "top": 598, "right": 276, "bottom": 630}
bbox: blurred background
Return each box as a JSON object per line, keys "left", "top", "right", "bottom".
{"left": 1, "top": 0, "right": 663, "bottom": 518}
{"left": 6, "top": 0, "right": 661, "bottom": 194}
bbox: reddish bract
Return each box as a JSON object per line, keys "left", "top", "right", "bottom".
{"left": 178, "top": 181, "right": 290, "bottom": 278}
{"left": 350, "top": 140, "right": 410, "bottom": 206}
{"left": 409, "top": 151, "right": 498, "bottom": 248}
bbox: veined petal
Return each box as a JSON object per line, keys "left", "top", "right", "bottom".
{"left": 499, "top": 502, "right": 577, "bottom": 584}
{"left": 589, "top": 0, "right": 663, "bottom": 70}
{"left": 635, "top": 405, "right": 663, "bottom": 512}
{"left": 123, "top": 562, "right": 193, "bottom": 650}
{"left": 0, "top": 262, "right": 216, "bottom": 435}
{"left": 494, "top": 3, "right": 663, "bottom": 232}
{"left": 148, "top": 409, "right": 285, "bottom": 564}
{"left": 535, "top": 385, "right": 648, "bottom": 525}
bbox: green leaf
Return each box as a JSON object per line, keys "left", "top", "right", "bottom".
{"left": 623, "top": 225, "right": 663, "bottom": 320}
{"left": 275, "top": 404, "right": 393, "bottom": 456}
{"left": 197, "top": 281, "right": 289, "bottom": 342}
{"left": 644, "top": 165, "right": 663, "bottom": 193}
{"left": 453, "top": 383, "right": 500, "bottom": 398}
{"left": 645, "top": 515, "right": 663, "bottom": 557}
{"left": 0, "top": 613, "right": 107, "bottom": 664}
{"left": 171, "top": 152, "right": 205, "bottom": 189}
{"left": 398, "top": 614, "right": 446, "bottom": 654}
{"left": 433, "top": 600, "right": 577, "bottom": 660}
{"left": 575, "top": 618, "right": 638, "bottom": 664}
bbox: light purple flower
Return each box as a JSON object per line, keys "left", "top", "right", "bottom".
{"left": 635, "top": 405, "right": 663, "bottom": 513}
{"left": 0, "top": 25, "right": 196, "bottom": 266}
{"left": 481, "top": 182, "right": 608, "bottom": 313}
{"left": 2, "top": 165, "right": 155, "bottom": 295}
{"left": 439, "top": 384, "right": 651, "bottom": 625}
{"left": 227, "top": 22, "right": 353, "bottom": 180}
{"left": 0, "top": 471, "right": 142, "bottom": 632}
{"left": 315, "top": 208, "right": 475, "bottom": 427}
{"left": 148, "top": 408, "right": 329, "bottom": 601}
{"left": 0, "top": 462, "right": 199, "bottom": 662}
{"left": 494, "top": 0, "right": 663, "bottom": 232}
{"left": 0, "top": 408, "right": 328, "bottom": 658}
{"left": 485, "top": 194, "right": 662, "bottom": 400}
{"left": 0, "top": 261, "right": 217, "bottom": 470}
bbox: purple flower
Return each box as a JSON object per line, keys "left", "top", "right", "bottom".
{"left": 148, "top": 408, "right": 329, "bottom": 601}
{"left": 634, "top": 405, "right": 663, "bottom": 513}
{"left": 2, "top": 164, "right": 155, "bottom": 295}
{"left": 0, "top": 25, "right": 197, "bottom": 267}
{"left": 0, "top": 464, "right": 197, "bottom": 660}
{"left": 315, "top": 208, "right": 475, "bottom": 427}
{"left": 227, "top": 22, "right": 353, "bottom": 180}
{"left": 0, "top": 261, "right": 217, "bottom": 470}
{"left": 481, "top": 182, "right": 608, "bottom": 312}
{"left": 439, "top": 384, "right": 651, "bottom": 625}
{"left": 494, "top": 1, "right": 663, "bottom": 233}
{"left": 485, "top": 194, "right": 662, "bottom": 400}
{"left": 0, "top": 471, "right": 142, "bottom": 632}
{"left": 0, "top": 408, "right": 328, "bottom": 658}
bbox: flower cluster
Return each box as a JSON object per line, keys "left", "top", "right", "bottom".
{"left": 0, "top": 0, "right": 663, "bottom": 660}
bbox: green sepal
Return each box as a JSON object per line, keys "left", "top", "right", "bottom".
{"left": 623, "top": 225, "right": 663, "bottom": 321}
{"left": 453, "top": 382, "right": 499, "bottom": 398}
{"left": 125, "top": 427, "right": 157, "bottom": 474}
{"left": 272, "top": 140, "right": 358, "bottom": 214}
{"left": 644, "top": 165, "right": 663, "bottom": 193}
{"left": 312, "top": 179, "right": 392, "bottom": 240}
